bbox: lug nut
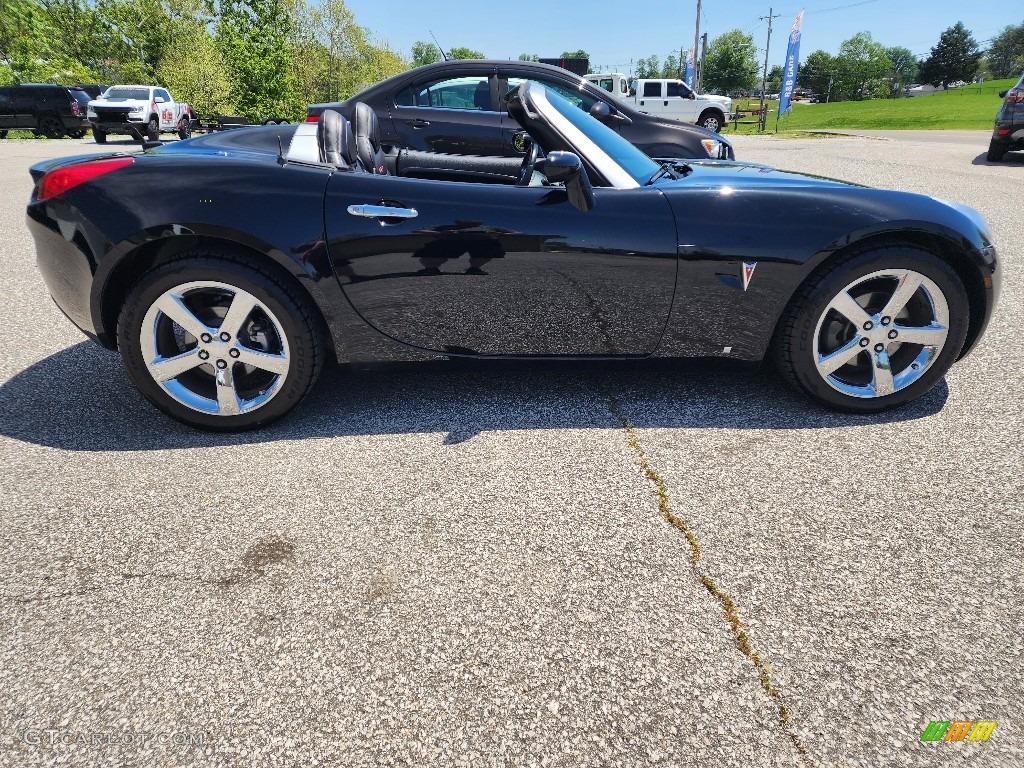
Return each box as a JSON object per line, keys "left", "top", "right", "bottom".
{"left": 888, "top": 330, "right": 898, "bottom": 339}
{"left": 874, "top": 343, "right": 885, "bottom": 352}
{"left": 220, "top": 332, "right": 231, "bottom": 342}
{"left": 863, "top": 321, "right": 874, "bottom": 331}
{"left": 881, "top": 316, "right": 892, "bottom": 326}
{"left": 198, "top": 350, "right": 209, "bottom": 360}
{"left": 216, "top": 359, "right": 227, "bottom": 369}
{"left": 859, "top": 338, "right": 870, "bottom": 347}
{"left": 229, "top": 348, "right": 240, "bottom": 358}
{"left": 200, "top": 333, "right": 212, "bottom": 343}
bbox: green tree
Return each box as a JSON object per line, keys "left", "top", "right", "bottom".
{"left": 517, "top": 53, "right": 539, "bottom": 62}
{"left": 216, "top": 0, "right": 296, "bottom": 120}
{"left": 661, "top": 53, "right": 681, "bottom": 79}
{"left": 634, "top": 55, "right": 659, "bottom": 79}
{"left": 93, "top": 0, "right": 176, "bottom": 81}
{"left": 832, "top": 32, "right": 890, "bottom": 100}
{"left": 0, "top": 0, "right": 50, "bottom": 82}
{"left": 411, "top": 40, "right": 441, "bottom": 67}
{"left": 799, "top": 50, "right": 834, "bottom": 97}
{"left": 884, "top": 46, "right": 918, "bottom": 97}
{"left": 447, "top": 46, "right": 483, "bottom": 60}
{"left": 702, "top": 29, "right": 758, "bottom": 93}
{"left": 919, "top": 22, "right": 980, "bottom": 88}
{"left": 157, "top": 23, "right": 234, "bottom": 116}
{"left": 986, "top": 22, "right": 1024, "bottom": 78}
{"left": 767, "top": 64, "right": 783, "bottom": 93}
{"left": 560, "top": 49, "right": 589, "bottom": 60}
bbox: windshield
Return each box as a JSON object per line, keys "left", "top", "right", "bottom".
{"left": 103, "top": 87, "right": 149, "bottom": 101}
{"left": 537, "top": 86, "right": 659, "bottom": 186}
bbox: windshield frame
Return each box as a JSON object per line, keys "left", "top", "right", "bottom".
{"left": 524, "top": 83, "right": 659, "bottom": 189}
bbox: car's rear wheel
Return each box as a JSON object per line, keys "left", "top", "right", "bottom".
{"left": 68, "top": 129, "right": 86, "bottom": 139}
{"left": 38, "top": 115, "right": 65, "bottom": 139}
{"left": 698, "top": 110, "right": 723, "bottom": 133}
{"left": 986, "top": 139, "right": 1007, "bottom": 162}
{"left": 773, "top": 246, "right": 969, "bottom": 412}
{"left": 0, "top": 130, "right": 7, "bottom": 139}
{"left": 93, "top": 127, "right": 107, "bottom": 144}
{"left": 118, "top": 256, "right": 325, "bottom": 430}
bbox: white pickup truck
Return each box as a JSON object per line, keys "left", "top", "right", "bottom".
{"left": 584, "top": 73, "right": 732, "bottom": 133}
{"left": 87, "top": 85, "right": 193, "bottom": 144}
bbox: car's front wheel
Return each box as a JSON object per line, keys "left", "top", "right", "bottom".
{"left": 773, "top": 246, "right": 969, "bottom": 412}
{"left": 93, "top": 127, "right": 107, "bottom": 144}
{"left": 118, "top": 256, "right": 325, "bottom": 430}
{"left": 146, "top": 116, "right": 160, "bottom": 141}
{"left": 698, "top": 109, "right": 723, "bottom": 133}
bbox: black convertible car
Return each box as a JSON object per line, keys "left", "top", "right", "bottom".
{"left": 27, "top": 82, "right": 999, "bottom": 430}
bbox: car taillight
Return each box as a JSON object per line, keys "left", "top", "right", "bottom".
{"left": 38, "top": 157, "right": 134, "bottom": 201}
{"left": 305, "top": 113, "right": 320, "bottom": 123}
{"left": 1007, "top": 89, "right": 1023, "bottom": 104}
{"left": 69, "top": 99, "right": 81, "bottom": 117}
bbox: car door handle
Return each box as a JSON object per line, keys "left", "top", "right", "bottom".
{"left": 405, "top": 119, "right": 430, "bottom": 127}
{"left": 347, "top": 204, "right": 418, "bottom": 220}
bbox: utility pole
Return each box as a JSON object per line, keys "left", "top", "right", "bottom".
{"left": 697, "top": 32, "right": 708, "bottom": 93}
{"left": 757, "top": 8, "right": 782, "bottom": 132}
{"left": 692, "top": 0, "right": 702, "bottom": 89}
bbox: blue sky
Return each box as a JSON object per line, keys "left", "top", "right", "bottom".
{"left": 344, "top": 0, "right": 1021, "bottom": 74}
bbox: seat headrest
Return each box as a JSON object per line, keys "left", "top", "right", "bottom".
{"left": 473, "top": 81, "right": 490, "bottom": 110}
{"left": 353, "top": 101, "right": 389, "bottom": 174}
{"left": 317, "top": 109, "right": 357, "bottom": 168}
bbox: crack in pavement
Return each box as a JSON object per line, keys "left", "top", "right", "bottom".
{"left": 598, "top": 378, "right": 812, "bottom": 765}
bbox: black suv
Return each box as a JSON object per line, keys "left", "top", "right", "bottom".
{"left": 0, "top": 84, "right": 92, "bottom": 139}
{"left": 987, "top": 72, "right": 1024, "bottom": 162}
{"left": 307, "top": 60, "right": 734, "bottom": 161}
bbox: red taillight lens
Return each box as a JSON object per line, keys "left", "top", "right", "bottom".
{"left": 1006, "top": 89, "right": 1023, "bottom": 103}
{"left": 38, "top": 157, "right": 134, "bottom": 201}
{"left": 70, "top": 99, "right": 81, "bottom": 117}
{"left": 305, "top": 113, "right": 319, "bottom": 123}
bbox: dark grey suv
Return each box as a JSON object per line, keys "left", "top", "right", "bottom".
{"left": 307, "top": 60, "right": 735, "bottom": 161}
{"left": 0, "top": 84, "right": 92, "bottom": 139}
{"left": 987, "top": 72, "right": 1024, "bottom": 162}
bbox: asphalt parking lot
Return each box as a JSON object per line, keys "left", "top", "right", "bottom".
{"left": 0, "top": 131, "right": 1020, "bottom": 767}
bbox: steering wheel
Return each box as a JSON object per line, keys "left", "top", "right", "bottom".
{"left": 516, "top": 138, "right": 541, "bottom": 186}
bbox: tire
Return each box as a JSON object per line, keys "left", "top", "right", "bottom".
{"left": 177, "top": 117, "right": 191, "bottom": 140}
{"left": 0, "top": 130, "right": 7, "bottom": 139}
{"left": 38, "top": 115, "right": 65, "bottom": 139}
{"left": 772, "top": 246, "right": 969, "bottom": 412}
{"left": 93, "top": 127, "right": 107, "bottom": 144}
{"left": 68, "top": 129, "right": 86, "bottom": 139}
{"left": 986, "top": 139, "right": 1006, "bottom": 162}
{"left": 117, "top": 255, "right": 325, "bottom": 430}
{"left": 146, "top": 116, "right": 159, "bottom": 141}
{"left": 698, "top": 110, "right": 723, "bottom": 133}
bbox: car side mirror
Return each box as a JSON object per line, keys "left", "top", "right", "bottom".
{"left": 540, "top": 151, "right": 595, "bottom": 213}
{"left": 999, "top": 90, "right": 1008, "bottom": 98}
{"left": 589, "top": 101, "right": 612, "bottom": 120}
{"left": 687, "top": 92, "right": 696, "bottom": 100}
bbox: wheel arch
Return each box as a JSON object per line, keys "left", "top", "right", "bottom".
{"left": 786, "top": 226, "right": 992, "bottom": 361}
{"left": 93, "top": 230, "right": 339, "bottom": 360}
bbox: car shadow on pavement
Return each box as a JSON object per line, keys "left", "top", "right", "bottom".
{"left": 0, "top": 341, "right": 948, "bottom": 452}
{"left": 972, "top": 151, "right": 1024, "bottom": 165}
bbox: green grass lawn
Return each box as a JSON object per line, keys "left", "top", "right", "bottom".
{"left": 728, "top": 79, "right": 1014, "bottom": 134}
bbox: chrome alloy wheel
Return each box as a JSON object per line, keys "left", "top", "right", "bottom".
{"left": 812, "top": 268, "right": 950, "bottom": 399}
{"left": 139, "top": 281, "right": 291, "bottom": 416}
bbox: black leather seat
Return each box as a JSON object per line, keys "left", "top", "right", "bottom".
{"left": 353, "top": 102, "right": 389, "bottom": 175}
{"left": 317, "top": 109, "right": 357, "bottom": 168}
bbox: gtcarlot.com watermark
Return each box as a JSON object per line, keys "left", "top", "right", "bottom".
{"left": 23, "top": 729, "right": 209, "bottom": 748}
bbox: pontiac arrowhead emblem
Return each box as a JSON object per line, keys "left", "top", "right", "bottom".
{"left": 741, "top": 262, "right": 757, "bottom": 291}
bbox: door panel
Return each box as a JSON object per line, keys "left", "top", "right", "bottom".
{"left": 389, "top": 72, "right": 503, "bottom": 155}
{"left": 324, "top": 174, "right": 678, "bottom": 356}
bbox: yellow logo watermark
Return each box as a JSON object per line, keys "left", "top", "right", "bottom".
{"left": 920, "top": 720, "right": 997, "bottom": 742}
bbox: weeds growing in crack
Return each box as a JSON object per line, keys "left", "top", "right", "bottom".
{"left": 599, "top": 374, "right": 810, "bottom": 761}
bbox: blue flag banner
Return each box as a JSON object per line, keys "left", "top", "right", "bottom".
{"left": 684, "top": 47, "right": 695, "bottom": 88}
{"left": 777, "top": 10, "right": 804, "bottom": 118}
